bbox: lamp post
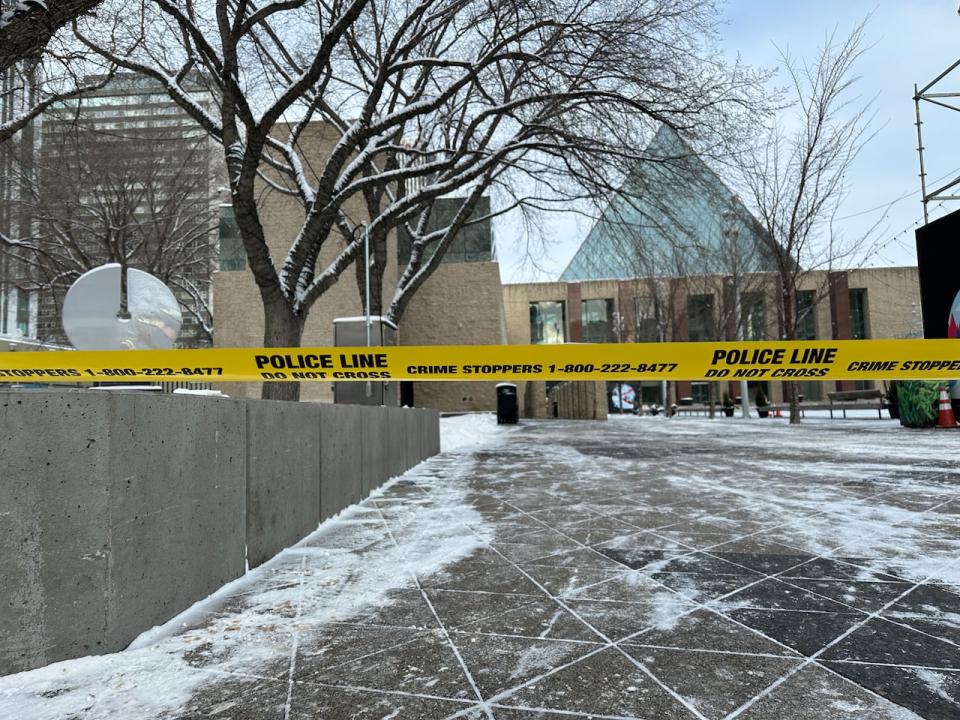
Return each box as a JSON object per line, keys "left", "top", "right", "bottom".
{"left": 613, "top": 310, "right": 624, "bottom": 414}
{"left": 722, "top": 206, "right": 750, "bottom": 419}
{"left": 363, "top": 225, "right": 373, "bottom": 399}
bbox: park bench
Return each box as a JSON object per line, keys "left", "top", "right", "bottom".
{"left": 827, "top": 388, "right": 884, "bottom": 419}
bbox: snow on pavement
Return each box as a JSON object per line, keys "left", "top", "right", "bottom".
{"left": 0, "top": 414, "right": 510, "bottom": 720}
{"left": 1, "top": 413, "right": 959, "bottom": 719}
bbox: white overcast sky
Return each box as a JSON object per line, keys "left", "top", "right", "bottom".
{"left": 495, "top": 0, "right": 960, "bottom": 282}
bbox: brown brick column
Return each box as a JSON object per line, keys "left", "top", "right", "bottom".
{"left": 672, "top": 281, "right": 692, "bottom": 403}
{"left": 618, "top": 280, "right": 637, "bottom": 343}
{"left": 566, "top": 283, "right": 582, "bottom": 342}
{"left": 722, "top": 276, "right": 736, "bottom": 340}
{"left": 829, "top": 271, "right": 852, "bottom": 391}
{"left": 671, "top": 281, "right": 688, "bottom": 342}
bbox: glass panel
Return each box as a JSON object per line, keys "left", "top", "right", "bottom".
{"left": 798, "top": 381, "right": 822, "bottom": 401}
{"left": 849, "top": 289, "right": 868, "bottom": 339}
{"left": 529, "top": 301, "right": 566, "bottom": 344}
{"left": 740, "top": 292, "right": 765, "bottom": 340}
{"left": 687, "top": 294, "right": 715, "bottom": 341}
{"left": 796, "top": 290, "right": 816, "bottom": 340}
{"left": 396, "top": 197, "right": 492, "bottom": 266}
{"left": 16, "top": 288, "right": 30, "bottom": 335}
{"left": 581, "top": 298, "right": 614, "bottom": 343}
{"left": 691, "top": 381, "right": 710, "bottom": 403}
{"left": 634, "top": 295, "right": 659, "bottom": 342}
{"left": 218, "top": 205, "right": 246, "bottom": 271}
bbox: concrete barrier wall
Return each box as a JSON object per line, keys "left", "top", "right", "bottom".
{"left": 548, "top": 382, "right": 608, "bottom": 421}
{"left": 0, "top": 391, "right": 439, "bottom": 675}
{"left": 246, "top": 401, "right": 321, "bottom": 568}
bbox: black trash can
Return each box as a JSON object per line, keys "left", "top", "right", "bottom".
{"left": 496, "top": 383, "right": 519, "bottom": 424}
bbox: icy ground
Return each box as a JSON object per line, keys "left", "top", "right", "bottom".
{"left": 2, "top": 414, "right": 960, "bottom": 719}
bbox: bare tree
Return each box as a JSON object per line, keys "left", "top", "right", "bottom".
{"left": 71, "top": 0, "right": 762, "bottom": 401}
{"left": 739, "top": 22, "right": 876, "bottom": 424}
{"left": 2, "top": 121, "right": 217, "bottom": 345}
{"left": 0, "top": 0, "right": 104, "bottom": 70}
{"left": 0, "top": 0, "right": 116, "bottom": 150}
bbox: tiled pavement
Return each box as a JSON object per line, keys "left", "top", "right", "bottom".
{"left": 5, "top": 416, "right": 960, "bottom": 719}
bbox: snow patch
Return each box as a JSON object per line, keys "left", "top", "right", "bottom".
{"left": 0, "top": 456, "right": 490, "bottom": 720}
{"left": 440, "top": 412, "right": 516, "bottom": 453}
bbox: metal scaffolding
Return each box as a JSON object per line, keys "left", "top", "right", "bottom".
{"left": 914, "top": 57, "right": 960, "bottom": 223}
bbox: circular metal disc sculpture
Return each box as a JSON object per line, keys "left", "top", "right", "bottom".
{"left": 62, "top": 264, "right": 182, "bottom": 350}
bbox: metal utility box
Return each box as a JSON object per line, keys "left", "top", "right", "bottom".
{"left": 333, "top": 316, "right": 399, "bottom": 406}
{"left": 496, "top": 383, "right": 519, "bottom": 424}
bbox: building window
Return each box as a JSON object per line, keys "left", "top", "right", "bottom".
{"left": 691, "top": 381, "right": 710, "bottom": 404}
{"left": 397, "top": 197, "right": 493, "bottom": 265}
{"left": 581, "top": 298, "right": 614, "bottom": 343}
{"left": 849, "top": 289, "right": 868, "bottom": 340}
{"left": 0, "top": 289, "right": 7, "bottom": 334}
{"left": 16, "top": 288, "right": 30, "bottom": 336}
{"left": 796, "top": 290, "right": 816, "bottom": 340}
{"left": 218, "top": 204, "right": 246, "bottom": 271}
{"left": 799, "top": 381, "right": 822, "bottom": 401}
{"left": 634, "top": 295, "right": 659, "bottom": 342}
{"left": 687, "top": 294, "right": 715, "bottom": 342}
{"left": 740, "top": 292, "right": 765, "bottom": 340}
{"left": 530, "top": 301, "right": 566, "bottom": 344}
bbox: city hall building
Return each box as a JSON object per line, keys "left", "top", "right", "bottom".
{"left": 213, "top": 124, "right": 922, "bottom": 412}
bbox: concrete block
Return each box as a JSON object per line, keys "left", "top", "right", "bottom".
{"left": 0, "top": 390, "right": 247, "bottom": 674}
{"left": 0, "top": 390, "right": 111, "bottom": 672}
{"left": 418, "top": 409, "right": 440, "bottom": 461}
{"left": 431, "top": 410, "right": 441, "bottom": 456}
{"left": 319, "top": 404, "right": 363, "bottom": 520}
{"left": 417, "top": 410, "right": 430, "bottom": 462}
{"left": 384, "top": 406, "right": 407, "bottom": 480}
{"left": 101, "top": 392, "right": 247, "bottom": 649}
{"left": 402, "top": 409, "right": 421, "bottom": 471}
{"left": 361, "top": 407, "right": 389, "bottom": 497}
{"left": 245, "top": 400, "right": 321, "bottom": 569}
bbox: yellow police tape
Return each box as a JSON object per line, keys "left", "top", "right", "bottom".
{"left": 0, "top": 339, "right": 958, "bottom": 383}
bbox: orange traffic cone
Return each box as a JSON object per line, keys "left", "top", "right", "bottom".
{"left": 936, "top": 387, "right": 957, "bottom": 428}
{"left": 774, "top": 405, "right": 782, "bottom": 418}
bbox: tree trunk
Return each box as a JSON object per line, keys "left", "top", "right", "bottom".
{"left": 788, "top": 380, "right": 801, "bottom": 425}
{"left": 260, "top": 298, "right": 305, "bottom": 402}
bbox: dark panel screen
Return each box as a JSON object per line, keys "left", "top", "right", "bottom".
{"left": 915, "top": 209, "right": 960, "bottom": 339}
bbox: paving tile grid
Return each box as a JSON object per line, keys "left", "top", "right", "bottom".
{"left": 2, "top": 416, "right": 960, "bottom": 720}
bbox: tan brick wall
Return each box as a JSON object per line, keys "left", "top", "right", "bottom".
{"left": 400, "top": 261, "right": 513, "bottom": 412}
{"left": 845, "top": 267, "right": 921, "bottom": 339}
{"left": 213, "top": 122, "right": 398, "bottom": 403}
